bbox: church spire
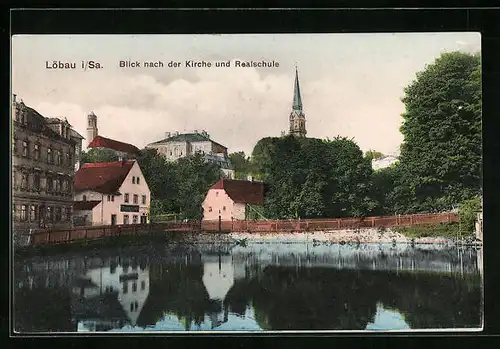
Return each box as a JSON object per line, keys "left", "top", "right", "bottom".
{"left": 292, "top": 66, "right": 303, "bottom": 111}
{"left": 289, "top": 66, "right": 307, "bottom": 137}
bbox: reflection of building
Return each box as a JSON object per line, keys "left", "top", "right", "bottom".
{"left": 86, "top": 112, "right": 141, "bottom": 159}
{"left": 73, "top": 160, "right": 151, "bottom": 226}
{"left": 12, "top": 95, "right": 78, "bottom": 244}
{"left": 146, "top": 130, "right": 234, "bottom": 178}
{"left": 201, "top": 254, "right": 246, "bottom": 329}
{"left": 202, "top": 178, "right": 265, "bottom": 221}
{"left": 73, "top": 260, "right": 150, "bottom": 329}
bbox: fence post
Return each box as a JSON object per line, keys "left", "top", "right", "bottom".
{"left": 410, "top": 215, "right": 413, "bottom": 226}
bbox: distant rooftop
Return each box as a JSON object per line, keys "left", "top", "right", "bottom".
{"left": 148, "top": 131, "right": 227, "bottom": 150}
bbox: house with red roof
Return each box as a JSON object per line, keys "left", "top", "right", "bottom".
{"left": 86, "top": 112, "right": 141, "bottom": 160}
{"left": 72, "top": 160, "right": 151, "bottom": 226}
{"left": 202, "top": 178, "right": 265, "bottom": 221}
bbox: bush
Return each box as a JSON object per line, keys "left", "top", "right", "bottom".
{"left": 458, "top": 197, "right": 482, "bottom": 235}
{"left": 393, "top": 222, "right": 460, "bottom": 238}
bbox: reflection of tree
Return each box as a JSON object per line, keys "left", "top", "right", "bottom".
{"left": 225, "top": 267, "right": 481, "bottom": 330}
{"left": 15, "top": 287, "right": 74, "bottom": 332}
{"left": 136, "top": 259, "right": 213, "bottom": 330}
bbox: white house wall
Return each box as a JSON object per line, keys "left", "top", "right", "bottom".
{"left": 202, "top": 189, "right": 246, "bottom": 221}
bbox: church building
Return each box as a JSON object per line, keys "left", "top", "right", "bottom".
{"left": 289, "top": 67, "right": 307, "bottom": 137}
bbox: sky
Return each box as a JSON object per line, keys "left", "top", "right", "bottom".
{"left": 11, "top": 33, "right": 480, "bottom": 156}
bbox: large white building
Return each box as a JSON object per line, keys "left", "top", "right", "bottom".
{"left": 72, "top": 160, "right": 151, "bottom": 226}
{"left": 146, "top": 130, "right": 235, "bottom": 179}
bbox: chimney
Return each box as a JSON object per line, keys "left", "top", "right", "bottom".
{"left": 13, "top": 94, "right": 17, "bottom": 103}
{"left": 194, "top": 130, "right": 198, "bottom": 134}
{"left": 165, "top": 132, "right": 171, "bottom": 138}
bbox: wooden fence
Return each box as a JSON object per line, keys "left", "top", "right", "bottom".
{"left": 201, "top": 212, "right": 458, "bottom": 233}
{"left": 22, "top": 212, "right": 458, "bottom": 247}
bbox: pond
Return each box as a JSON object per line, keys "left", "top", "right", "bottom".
{"left": 13, "top": 242, "right": 483, "bottom": 333}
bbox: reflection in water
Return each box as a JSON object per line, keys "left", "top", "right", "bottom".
{"left": 13, "top": 243, "right": 483, "bottom": 332}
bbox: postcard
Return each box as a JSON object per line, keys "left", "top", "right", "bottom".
{"left": 11, "top": 33, "right": 483, "bottom": 333}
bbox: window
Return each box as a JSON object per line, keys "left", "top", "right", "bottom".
{"left": 47, "top": 177, "right": 53, "bottom": 192}
{"left": 55, "top": 207, "right": 62, "bottom": 222}
{"left": 12, "top": 171, "right": 17, "bottom": 188}
{"left": 208, "top": 206, "right": 212, "bottom": 212}
{"left": 142, "top": 195, "right": 146, "bottom": 205}
{"left": 123, "top": 215, "right": 129, "bottom": 224}
{"left": 88, "top": 119, "right": 92, "bottom": 127}
{"left": 123, "top": 282, "right": 128, "bottom": 294}
{"left": 223, "top": 206, "right": 226, "bottom": 211}
{"left": 132, "top": 176, "right": 135, "bottom": 184}
{"left": 21, "top": 205, "right": 27, "bottom": 221}
{"left": 132, "top": 282, "right": 137, "bottom": 292}
{"left": 133, "top": 194, "right": 138, "bottom": 204}
{"left": 12, "top": 138, "right": 17, "bottom": 154}
{"left": 21, "top": 173, "right": 28, "bottom": 190}
{"left": 55, "top": 179, "right": 61, "bottom": 192}
{"left": 47, "top": 206, "right": 53, "bottom": 221}
{"left": 69, "top": 152, "right": 73, "bottom": 165}
{"left": 107, "top": 195, "right": 111, "bottom": 202}
{"left": 29, "top": 205, "right": 36, "bottom": 222}
{"left": 216, "top": 191, "right": 219, "bottom": 197}
{"left": 56, "top": 150, "right": 62, "bottom": 165}
{"left": 47, "top": 148, "right": 53, "bottom": 163}
{"left": 111, "top": 196, "right": 115, "bottom": 202}
{"left": 136, "top": 177, "right": 140, "bottom": 184}
{"left": 62, "top": 179, "right": 68, "bottom": 192}
{"left": 124, "top": 194, "right": 129, "bottom": 203}
{"left": 132, "top": 215, "right": 138, "bottom": 224}
{"left": 65, "top": 207, "right": 71, "bottom": 221}
{"left": 34, "top": 144, "right": 40, "bottom": 160}
{"left": 22, "top": 141, "right": 29, "bottom": 157}
{"left": 130, "top": 303, "right": 134, "bottom": 312}
{"left": 141, "top": 280, "right": 145, "bottom": 290}
{"left": 33, "top": 173, "right": 41, "bottom": 190}
{"left": 82, "top": 195, "right": 87, "bottom": 202}
{"left": 65, "top": 153, "right": 70, "bottom": 166}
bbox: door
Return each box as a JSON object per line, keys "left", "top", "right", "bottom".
{"left": 140, "top": 214, "right": 147, "bottom": 224}
{"left": 111, "top": 214, "right": 117, "bottom": 226}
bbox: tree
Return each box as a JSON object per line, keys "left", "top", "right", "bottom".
{"left": 80, "top": 148, "right": 118, "bottom": 165}
{"left": 228, "top": 151, "right": 254, "bottom": 179}
{"left": 396, "top": 51, "right": 482, "bottom": 213}
{"left": 253, "top": 135, "right": 376, "bottom": 219}
{"left": 175, "top": 153, "right": 221, "bottom": 220}
{"left": 137, "top": 148, "right": 179, "bottom": 213}
{"left": 364, "top": 150, "right": 384, "bottom": 161}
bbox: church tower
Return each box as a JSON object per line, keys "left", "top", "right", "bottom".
{"left": 289, "top": 67, "right": 307, "bottom": 137}
{"left": 87, "top": 111, "right": 98, "bottom": 147}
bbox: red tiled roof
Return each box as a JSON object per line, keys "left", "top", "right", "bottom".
{"left": 88, "top": 135, "right": 141, "bottom": 155}
{"left": 74, "top": 161, "right": 135, "bottom": 194}
{"left": 210, "top": 179, "right": 264, "bottom": 205}
{"left": 73, "top": 200, "right": 101, "bottom": 210}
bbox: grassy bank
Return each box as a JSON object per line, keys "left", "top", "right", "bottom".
{"left": 392, "top": 222, "right": 470, "bottom": 239}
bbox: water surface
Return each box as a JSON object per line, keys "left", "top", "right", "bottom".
{"left": 14, "top": 242, "right": 483, "bottom": 332}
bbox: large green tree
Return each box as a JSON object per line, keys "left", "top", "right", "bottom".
{"left": 137, "top": 149, "right": 221, "bottom": 219}
{"left": 252, "top": 135, "right": 376, "bottom": 219}
{"left": 395, "top": 51, "right": 482, "bottom": 213}
{"left": 175, "top": 153, "right": 221, "bottom": 220}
